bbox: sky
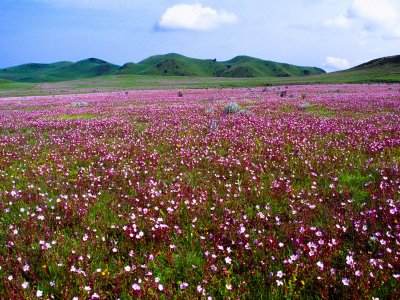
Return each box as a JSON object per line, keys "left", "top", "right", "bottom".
{"left": 0, "top": 0, "right": 399, "bottom": 71}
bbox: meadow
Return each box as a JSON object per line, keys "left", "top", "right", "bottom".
{"left": 0, "top": 84, "right": 399, "bottom": 299}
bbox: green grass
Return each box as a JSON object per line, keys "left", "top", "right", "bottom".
{"left": 304, "top": 106, "right": 336, "bottom": 118}
{"left": 59, "top": 114, "right": 98, "bottom": 120}
{"left": 338, "top": 172, "right": 371, "bottom": 207}
{"left": 0, "top": 80, "right": 35, "bottom": 92}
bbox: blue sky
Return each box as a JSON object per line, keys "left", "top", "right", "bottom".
{"left": 0, "top": 0, "right": 399, "bottom": 71}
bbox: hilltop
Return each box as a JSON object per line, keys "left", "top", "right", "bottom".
{"left": 349, "top": 55, "right": 400, "bottom": 71}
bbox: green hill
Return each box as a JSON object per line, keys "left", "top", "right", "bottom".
{"left": 7, "top": 54, "right": 400, "bottom": 84}
{"left": 0, "top": 54, "right": 325, "bottom": 82}
{"left": 116, "top": 53, "right": 325, "bottom": 78}
{"left": 117, "top": 53, "right": 227, "bottom": 76}
{"left": 0, "top": 58, "right": 119, "bottom": 82}
{"left": 0, "top": 61, "right": 73, "bottom": 82}
{"left": 348, "top": 55, "right": 400, "bottom": 71}
{"left": 220, "top": 55, "right": 325, "bottom": 77}
{"left": 45, "top": 58, "right": 120, "bottom": 81}
{"left": 320, "top": 55, "right": 400, "bottom": 83}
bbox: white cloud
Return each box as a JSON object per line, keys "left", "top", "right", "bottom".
{"left": 157, "top": 3, "right": 237, "bottom": 31}
{"left": 325, "top": 56, "right": 350, "bottom": 70}
{"left": 321, "top": 0, "right": 400, "bottom": 38}
{"left": 322, "top": 15, "right": 351, "bottom": 29}
{"left": 349, "top": 0, "right": 400, "bottom": 38}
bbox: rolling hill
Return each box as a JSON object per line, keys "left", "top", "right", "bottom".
{"left": 220, "top": 55, "right": 325, "bottom": 77}
{"left": 319, "top": 54, "right": 400, "bottom": 83}
{"left": 1, "top": 54, "right": 399, "bottom": 88}
{"left": 348, "top": 55, "right": 400, "bottom": 71}
{"left": 116, "top": 53, "right": 326, "bottom": 78}
{"left": 0, "top": 54, "right": 325, "bottom": 82}
{"left": 0, "top": 58, "right": 119, "bottom": 82}
{"left": 117, "top": 53, "right": 227, "bottom": 76}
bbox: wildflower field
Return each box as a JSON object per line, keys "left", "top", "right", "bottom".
{"left": 0, "top": 84, "right": 399, "bottom": 299}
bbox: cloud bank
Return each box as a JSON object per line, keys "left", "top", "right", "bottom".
{"left": 322, "top": 15, "right": 351, "bottom": 29}
{"left": 157, "top": 3, "right": 237, "bottom": 31}
{"left": 350, "top": 0, "right": 400, "bottom": 38}
{"left": 322, "top": 0, "right": 400, "bottom": 38}
{"left": 325, "top": 56, "right": 350, "bottom": 70}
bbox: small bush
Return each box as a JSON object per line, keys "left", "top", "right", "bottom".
{"left": 223, "top": 102, "right": 240, "bottom": 114}
{"left": 299, "top": 102, "right": 312, "bottom": 109}
{"left": 71, "top": 101, "right": 89, "bottom": 107}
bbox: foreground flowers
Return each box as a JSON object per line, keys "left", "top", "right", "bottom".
{"left": 0, "top": 84, "right": 399, "bottom": 298}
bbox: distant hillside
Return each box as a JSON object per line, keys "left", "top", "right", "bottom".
{"left": 116, "top": 53, "right": 325, "bottom": 78}
{"left": 348, "top": 55, "right": 400, "bottom": 71}
{"left": 323, "top": 55, "right": 400, "bottom": 83}
{"left": 220, "top": 55, "right": 325, "bottom": 77}
{"left": 118, "top": 53, "right": 226, "bottom": 76}
{"left": 0, "top": 58, "right": 119, "bottom": 82}
{"left": 0, "top": 54, "right": 325, "bottom": 82}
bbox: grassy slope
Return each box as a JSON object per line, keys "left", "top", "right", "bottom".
{"left": 118, "top": 53, "right": 226, "bottom": 76}
{"left": 0, "top": 58, "right": 119, "bottom": 82}
{"left": 349, "top": 55, "right": 400, "bottom": 71}
{"left": 44, "top": 58, "right": 120, "bottom": 81}
{"left": 116, "top": 53, "right": 325, "bottom": 78}
{"left": 0, "top": 62, "right": 73, "bottom": 82}
{"left": 0, "top": 53, "right": 325, "bottom": 84}
{"left": 221, "top": 56, "right": 325, "bottom": 77}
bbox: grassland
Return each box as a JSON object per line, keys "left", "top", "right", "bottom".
{"left": 1, "top": 71, "right": 399, "bottom": 98}
{"left": 1, "top": 85, "right": 399, "bottom": 299}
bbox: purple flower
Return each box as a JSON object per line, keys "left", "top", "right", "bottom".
{"left": 180, "top": 282, "right": 189, "bottom": 290}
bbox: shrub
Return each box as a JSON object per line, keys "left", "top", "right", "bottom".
{"left": 223, "top": 102, "right": 240, "bottom": 114}
{"left": 299, "top": 102, "right": 312, "bottom": 109}
{"left": 71, "top": 101, "right": 89, "bottom": 107}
